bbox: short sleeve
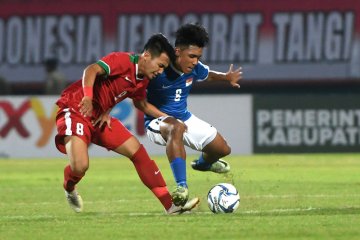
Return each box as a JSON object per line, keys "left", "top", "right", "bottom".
{"left": 97, "top": 52, "right": 131, "bottom": 76}
{"left": 193, "top": 61, "right": 210, "bottom": 82}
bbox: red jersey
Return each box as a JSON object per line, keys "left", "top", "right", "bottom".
{"left": 56, "top": 52, "right": 148, "bottom": 118}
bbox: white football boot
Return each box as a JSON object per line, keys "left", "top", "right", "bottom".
{"left": 209, "top": 159, "right": 230, "bottom": 173}
{"left": 166, "top": 197, "right": 200, "bottom": 215}
{"left": 191, "top": 159, "right": 230, "bottom": 173}
{"left": 65, "top": 189, "right": 83, "bottom": 213}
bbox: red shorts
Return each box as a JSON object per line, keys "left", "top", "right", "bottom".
{"left": 55, "top": 107, "right": 133, "bottom": 154}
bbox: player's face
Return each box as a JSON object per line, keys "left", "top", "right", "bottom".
{"left": 143, "top": 52, "right": 170, "bottom": 79}
{"left": 175, "top": 45, "right": 203, "bottom": 74}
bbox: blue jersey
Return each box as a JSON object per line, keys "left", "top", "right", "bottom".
{"left": 145, "top": 62, "right": 209, "bottom": 127}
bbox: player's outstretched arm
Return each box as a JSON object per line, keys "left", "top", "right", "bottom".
{"left": 207, "top": 64, "right": 242, "bottom": 88}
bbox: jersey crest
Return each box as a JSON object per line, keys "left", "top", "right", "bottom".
{"left": 114, "top": 91, "right": 128, "bottom": 101}
{"left": 145, "top": 61, "right": 209, "bottom": 126}
{"left": 185, "top": 77, "right": 193, "bottom": 87}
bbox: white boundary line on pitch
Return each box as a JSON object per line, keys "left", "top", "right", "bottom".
{"left": 1, "top": 193, "right": 360, "bottom": 206}
{"left": 0, "top": 207, "right": 331, "bottom": 220}
{"left": 245, "top": 194, "right": 360, "bottom": 199}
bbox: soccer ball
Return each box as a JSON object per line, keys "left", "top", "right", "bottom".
{"left": 207, "top": 183, "right": 240, "bottom": 213}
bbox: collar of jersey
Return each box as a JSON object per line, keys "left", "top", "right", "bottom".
{"left": 169, "top": 62, "right": 184, "bottom": 76}
{"left": 130, "top": 54, "right": 139, "bottom": 64}
{"left": 129, "top": 54, "right": 144, "bottom": 81}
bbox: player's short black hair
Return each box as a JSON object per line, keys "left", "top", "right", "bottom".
{"left": 143, "top": 33, "right": 175, "bottom": 63}
{"left": 175, "top": 23, "right": 209, "bottom": 48}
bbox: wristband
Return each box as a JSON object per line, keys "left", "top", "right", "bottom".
{"left": 83, "top": 86, "right": 93, "bottom": 99}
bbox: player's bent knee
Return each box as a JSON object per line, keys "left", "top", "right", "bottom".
{"left": 212, "top": 144, "right": 231, "bottom": 158}
{"left": 163, "top": 118, "right": 186, "bottom": 134}
{"left": 171, "top": 124, "right": 185, "bottom": 136}
{"left": 216, "top": 135, "right": 231, "bottom": 157}
{"left": 167, "top": 121, "right": 186, "bottom": 138}
{"left": 223, "top": 145, "right": 231, "bottom": 156}
{"left": 71, "top": 162, "right": 89, "bottom": 175}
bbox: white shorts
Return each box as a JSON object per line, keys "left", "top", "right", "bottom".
{"left": 146, "top": 114, "right": 217, "bottom": 151}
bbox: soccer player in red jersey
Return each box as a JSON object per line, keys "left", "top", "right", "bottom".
{"left": 55, "top": 34, "right": 199, "bottom": 214}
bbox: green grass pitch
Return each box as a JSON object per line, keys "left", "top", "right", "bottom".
{"left": 0, "top": 154, "right": 359, "bottom": 239}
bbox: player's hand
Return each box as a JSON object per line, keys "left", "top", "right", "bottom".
{"left": 226, "top": 64, "right": 242, "bottom": 88}
{"left": 79, "top": 96, "right": 93, "bottom": 117}
{"left": 92, "top": 112, "right": 112, "bottom": 129}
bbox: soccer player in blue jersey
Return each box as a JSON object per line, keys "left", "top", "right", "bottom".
{"left": 134, "top": 23, "right": 242, "bottom": 206}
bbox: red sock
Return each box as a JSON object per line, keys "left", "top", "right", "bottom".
{"left": 63, "top": 165, "right": 84, "bottom": 192}
{"left": 131, "top": 145, "right": 173, "bottom": 210}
